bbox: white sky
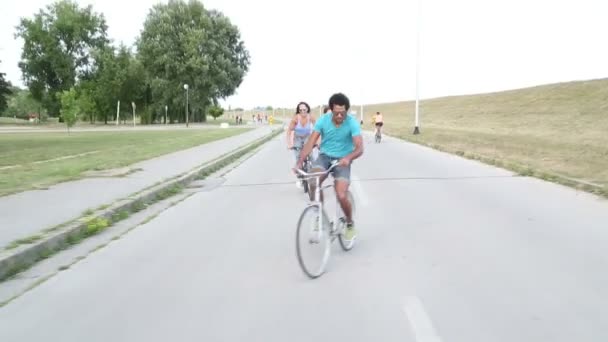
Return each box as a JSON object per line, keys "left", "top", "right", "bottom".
{"left": 1, "top": 0, "right": 608, "bottom": 109}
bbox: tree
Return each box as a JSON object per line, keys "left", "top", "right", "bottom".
{"left": 5, "top": 87, "right": 43, "bottom": 119}
{"left": 122, "top": 51, "right": 146, "bottom": 115}
{"left": 83, "top": 46, "right": 120, "bottom": 124}
{"left": 208, "top": 105, "right": 224, "bottom": 120}
{"left": 76, "top": 87, "right": 96, "bottom": 123}
{"left": 59, "top": 88, "right": 79, "bottom": 132}
{"left": 80, "top": 44, "right": 146, "bottom": 124}
{"left": 16, "top": 0, "right": 108, "bottom": 117}
{"left": 0, "top": 61, "right": 12, "bottom": 114}
{"left": 137, "top": 0, "right": 250, "bottom": 123}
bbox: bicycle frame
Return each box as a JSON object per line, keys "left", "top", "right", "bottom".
{"left": 294, "top": 161, "right": 356, "bottom": 278}
{"left": 291, "top": 145, "right": 317, "bottom": 192}
{"left": 375, "top": 125, "right": 382, "bottom": 141}
{"left": 294, "top": 162, "right": 345, "bottom": 238}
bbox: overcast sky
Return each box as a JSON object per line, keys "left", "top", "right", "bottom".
{"left": 1, "top": 0, "right": 608, "bottom": 109}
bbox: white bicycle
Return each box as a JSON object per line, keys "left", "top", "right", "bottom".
{"left": 294, "top": 161, "right": 356, "bottom": 278}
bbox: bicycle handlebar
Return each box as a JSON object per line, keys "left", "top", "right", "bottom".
{"left": 294, "top": 160, "right": 339, "bottom": 179}
{"left": 289, "top": 144, "right": 319, "bottom": 150}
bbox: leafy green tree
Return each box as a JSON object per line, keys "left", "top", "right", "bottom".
{"left": 137, "top": 0, "right": 250, "bottom": 123}
{"left": 0, "top": 61, "right": 12, "bottom": 114}
{"left": 5, "top": 88, "right": 43, "bottom": 119}
{"left": 16, "top": 0, "right": 108, "bottom": 117}
{"left": 59, "top": 87, "right": 79, "bottom": 132}
{"left": 208, "top": 105, "right": 224, "bottom": 120}
{"left": 81, "top": 45, "right": 145, "bottom": 124}
{"left": 77, "top": 87, "right": 96, "bottom": 123}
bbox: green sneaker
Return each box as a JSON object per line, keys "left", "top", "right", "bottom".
{"left": 344, "top": 222, "right": 357, "bottom": 240}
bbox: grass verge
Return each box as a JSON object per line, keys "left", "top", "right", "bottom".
{"left": 0, "top": 127, "right": 251, "bottom": 196}
{"left": 0, "top": 128, "right": 282, "bottom": 282}
{"left": 359, "top": 78, "right": 608, "bottom": 197}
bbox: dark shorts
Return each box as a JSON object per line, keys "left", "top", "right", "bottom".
{"left": 312, "top": 153, "right": 351, "bottom": 183}
{"left": 375, "top": 122, "right": 383, "bottom": 127}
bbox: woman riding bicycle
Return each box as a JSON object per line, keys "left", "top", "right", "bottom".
{"left": 286, "top": 102, "right": 318, "bottom": 186}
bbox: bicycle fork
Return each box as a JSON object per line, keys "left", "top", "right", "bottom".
{"left": 310, "top": 176, "right": 324, "bottom": 244}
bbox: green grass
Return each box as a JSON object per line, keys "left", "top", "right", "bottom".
{"left": 360, "top": 78, "right": 608, "bottom": 194}
{"left": 0, "top": 116, "right": 61, "bottom": 126}
{"left": 5, "top": 234, "right": 44, "bottom": 250}
{"left": 0, "top": 117, "right": 30, "bottom": 125}
{"left": 85, "top": 217, "right": 110, "bottom": 236}
{"left": 0, "top": 127, "right": 251, "bottom": 196}
{"left": 0, "top": 116, "right": 239, "bottom": 127}
{"left": 0, "top": 128, "right": 282, "bottom": 283}
{"left": 111, "top": 210, "right": 130, "bottom": 222}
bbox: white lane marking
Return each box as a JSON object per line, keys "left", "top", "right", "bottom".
{"left": 403, "top": 296, "right": 444, "bottom": 342}
{"left": 351, "top": 172, "right": 369, "bottom": 207}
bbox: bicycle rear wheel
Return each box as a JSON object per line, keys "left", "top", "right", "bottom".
{"left": 295, "top": 205, "right": 331, "bottom": 278}
{"left": 338, "top": 190, "right": 357, "bottom": 251}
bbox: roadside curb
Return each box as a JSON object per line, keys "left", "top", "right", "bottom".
{"left": 0, "top": 128, "right": 282, "bottom": 281}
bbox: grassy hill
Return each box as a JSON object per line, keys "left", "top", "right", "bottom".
{"left": 360, "top": 78, "right": 608, "bottom": 197}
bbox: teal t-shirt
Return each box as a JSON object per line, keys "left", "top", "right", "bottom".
{"left": 313, "top": 113, "right": 361, "bottom": 158}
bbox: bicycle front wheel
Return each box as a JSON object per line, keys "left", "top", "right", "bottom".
{"left": 295, "top": 205, "right": 331, "bottom": 278}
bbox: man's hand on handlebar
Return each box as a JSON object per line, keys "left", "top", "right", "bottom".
{"left": 292, "top": 161, "right": 303, "bottom": 175}
{"left": 338, "top": 157, "right": 351, "bottom": 167}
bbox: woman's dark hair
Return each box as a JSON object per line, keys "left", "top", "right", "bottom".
{"left": 295, "top": 101, "right": 310, "bottom": 114}
{"left": 328, "top": 93, "right": 350, "bottom": 111}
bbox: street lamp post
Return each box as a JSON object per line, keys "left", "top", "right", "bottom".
{"left": 116, "top": 100, "right": 120, "bottom": 125}
{"left": 184, "top": 84, "right": 189, "bottom": 127}
{"left": 360, "top": 104, "right": 363, "bottom": 124}
{"left": 131, "top": 101, "right": 136, "bottom": 127}
{"left": 413, "top": 0, "right": 421, "bottom": 135}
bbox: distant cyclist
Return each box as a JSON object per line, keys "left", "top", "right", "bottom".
{"left": 373, "top": 111, "right": 383, "bottom": 137}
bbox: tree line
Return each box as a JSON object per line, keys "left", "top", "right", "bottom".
{"left": 0, "top": 0, "right": 250, "bottom": 126}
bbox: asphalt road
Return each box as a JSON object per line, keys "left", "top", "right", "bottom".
{"left": 1, "top": 133, "right": 608, "bottom": 342}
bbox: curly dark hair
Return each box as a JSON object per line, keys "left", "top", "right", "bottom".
{"left": 328, "top": 93, "right": 350, "bottom": 111}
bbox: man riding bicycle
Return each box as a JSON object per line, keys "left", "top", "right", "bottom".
{"left": 294, "top": 93, "right": 364, "bottom": 241}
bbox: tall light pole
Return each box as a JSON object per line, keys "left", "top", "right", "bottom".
{"left": 183, "top": 84, "right": 189, "bottom": 127}
{"left": 413, "top": 0, "right": 421, "bottom": 135}
{"left": 360, "top": 104, "right": 363, "bottom": 124}
{"left": 131, "top": 102, "right": 136, "bottom": 127}
{"left": 115, "top": 100, "right": 120, "bottom": 125}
